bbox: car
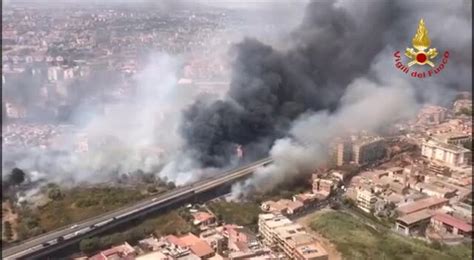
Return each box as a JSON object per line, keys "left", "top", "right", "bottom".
{"left": 70, "top": 224, "right": 78, "bottom": 229}
{"left": 57, "top": 236, "right": 64, "bottom": 242}
{"left": 42, "top": 242, "right": 50, "bottom": 247}
{"left": 151, "top": 198, "right": 158, "bottom": 202}
{"left": 90, "top": 224, "right": 96, "bottom": 228}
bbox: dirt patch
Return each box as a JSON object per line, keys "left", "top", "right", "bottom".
{"left": 295, "top": 207, "right": 342, "bottom": 260}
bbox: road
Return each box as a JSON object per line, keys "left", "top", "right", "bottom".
{"left": 2, "top": 157, "right": 272, "bottom": 260}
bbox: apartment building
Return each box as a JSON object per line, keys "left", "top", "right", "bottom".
{"left": 258, "top": 213, "right": 328, "bottom": 260}
{"left": 421, "top": 139, "right": 471, "bottom": 167}
{"left": 417, "top": 105, "right": 447, "bottom": 125}
{"left": 329, "top": 138, "right": 353, "bottom": 166}
{"left": 312, "top": 178, "right": 334, "bottom": 198}
{"left": 433, "top": 132, "right": 472, "bottom": 147}
{"left": 258, "top": 213, "right": 293, "bottom": 247}
{"left": 352, "top": 137, "right": 386, "bottom": 166}
{"left": 356, "top": 188, "right": 377, "bottom": 213}
{"left": 273, "top": 224, "right": 307, "bottom": 257}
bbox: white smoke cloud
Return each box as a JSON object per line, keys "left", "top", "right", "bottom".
{"left": 3, "top": 53, "right": 203, "bottom": 186}
{"left": 230, "top": 74, "right": 418, "bottom": 198}
{"left": 230, "top": 0, "right": 471, "bottom": 198}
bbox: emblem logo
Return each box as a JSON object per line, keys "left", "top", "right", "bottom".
{"left": 393, "top": 18, "right": 449, "bottom": 78}
{"left": 405, "top": 19, "right": 438, "bottom": 67}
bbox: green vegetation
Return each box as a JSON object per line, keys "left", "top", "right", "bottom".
{"left": 247, "top": 174, "right": 312, "bottom": 203}
{"left": 47, "top": 185, "right": 64, "bottom": 201}
{"left": 4, "top": 221, "right": 13, "bottom": 241}
{"left": 80, "top": 237, "right": 101, "bottom": 254}
{"left": 16, "top": 208, "right": 44, "bottom": 240}
{"left": 11, "top": 185, "right": 149, "bottom": 241}
{"left": 79, "top": 210, "right": 191, "bottom": 255}
{"left": 11, "top": 173, "right": 177, "bottom": 242}
{"left": 311, "top": 211, "right": 472, "bottom": 260}
{"left": 456, "top": 107, "right": 472, "bottom": 116}
{"left": 209, "top": 201, "right": 261, "bottom": 231}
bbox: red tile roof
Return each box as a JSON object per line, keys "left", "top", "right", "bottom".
{"left": 164, "top": 235, "right": 186, "bottom": 247}
{"left": 433, "top": 213, "right": 473, "bottom": 232}
{"left": 397, "top": 197, "right": 448, "bottom": 215}
{"left": 192, "top": 211, "right": 215, "bottom": 223}
{"left": 189, "top": 241, "right": 214, "bottom": 258}
{"left": 179, "top": 233, "right": 214, "bottom": 258}
{"left": 89, "top": 242, "right": 135, "bottom": 260}
{"left": 164, "top": 233, "right": 215, "bottom": 258}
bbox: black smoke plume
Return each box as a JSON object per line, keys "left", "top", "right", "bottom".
{"left": 181, "top": 1, "right": 399, "bottom": 167}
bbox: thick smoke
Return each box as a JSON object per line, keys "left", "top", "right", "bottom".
{"left": 230, "top": 77, "right": 418, "bottom": 198}
{"left": 182, "top": 1, "right": 397, "bottom": 167}
{"left": 3, "top": 53, "right": 202, "bottom": 185}
{"left": 2, "top": 0, "right": 471, "bottom": 194}
{"left": 182, "top": 0, "right": 471, "bottom": 194}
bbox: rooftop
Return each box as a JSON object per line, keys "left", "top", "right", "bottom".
{"left": 262, "top": 215, "right": 293, "bottom": 229}
{"left": 89, "top": 242, "right": 135, "bottom": 260}
{"left": 397, "top": 197, "right": 449, "bottom": 215}
{"left": 353, "top": 136, "right": 384, "bottom": 146}
{"left": 192, "top": 211, "right": 215, "bottom": 224}
{"left": 135, "top": 251, "right": 169, "bottom": 260}
{"left": 433, "top": 212, "right": 472, "bottom": 232}
{"left": 179, "top": 233, "right": 214, "bottom": 258}
{"left": 287, "top": 233, "right": 315, "bottom": 247}
{"left": 423, "top": 139, "right": 470, "bottom": 153}
{"left": 295, "top": 242, "right": 328, "bottom": 259}
{"left": 274, "top": 223, "right": 306, "bottom": 239}
{"left": 396, "top": 209, "right": 433, "bottom": 226}
{"left": 416, "top": 182, "right": 457, "bottom": 195}
{"left": 433, "top": 132, "right": 471, "bottom": 141}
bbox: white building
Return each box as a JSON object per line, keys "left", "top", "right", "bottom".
{"left": 356, "top": 188, "right": 377, "bottom": 213}
{"left": 421, "top": 139, "right": 471, "bottom": 167}
{"left": 258, "top": 213, "right": 328, "bottom": 260}
{"left": 258, "top": 213, "right": 292, "bottom": 247}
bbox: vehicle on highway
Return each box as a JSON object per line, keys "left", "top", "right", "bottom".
{"left": 151, "top": 198, "right": 158, "bottom": 202}
{"left": 70, "top": 224, "right": 78, "bottom": 229}
{"left": 90, "top": 224, "right": 96, "bottom": 228}
{"left": 97, "top": 218, "right": 114, "bottom": 226}
{"left": 42, "top": 242, "right": 50, "bottom": 247}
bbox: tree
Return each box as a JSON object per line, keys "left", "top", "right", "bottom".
{"left": 24, "top": 216, "right": 40, "bottom": 229}
{"left": 9, "top": 168, "right": 25, "bottom": 186}
{"left": 80, "top": 237, "right": 100, "bottom": 254}
{"left": 386, "top": 202, "right": 396, "bottom": 210}
{"left": 4, "top": 221, "right": 13, "bottom": 241}
{"left": 430, "top": 240, "right": 443, "bottom": 250}
{"left": 343, "top": 197, "right": 356, "bottom": 207}
{"left": 147, "top": 185, "right": 158, "bottom": 194}
{"left": 167, "top": 181, "right": 176, "bottom": 190}
{"left": 48, "top": 188, "right": 63, "bottom": 201}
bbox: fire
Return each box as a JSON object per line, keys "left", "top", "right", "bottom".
{"left": 412, "top": 19, "right": 431, "bottom": 51}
